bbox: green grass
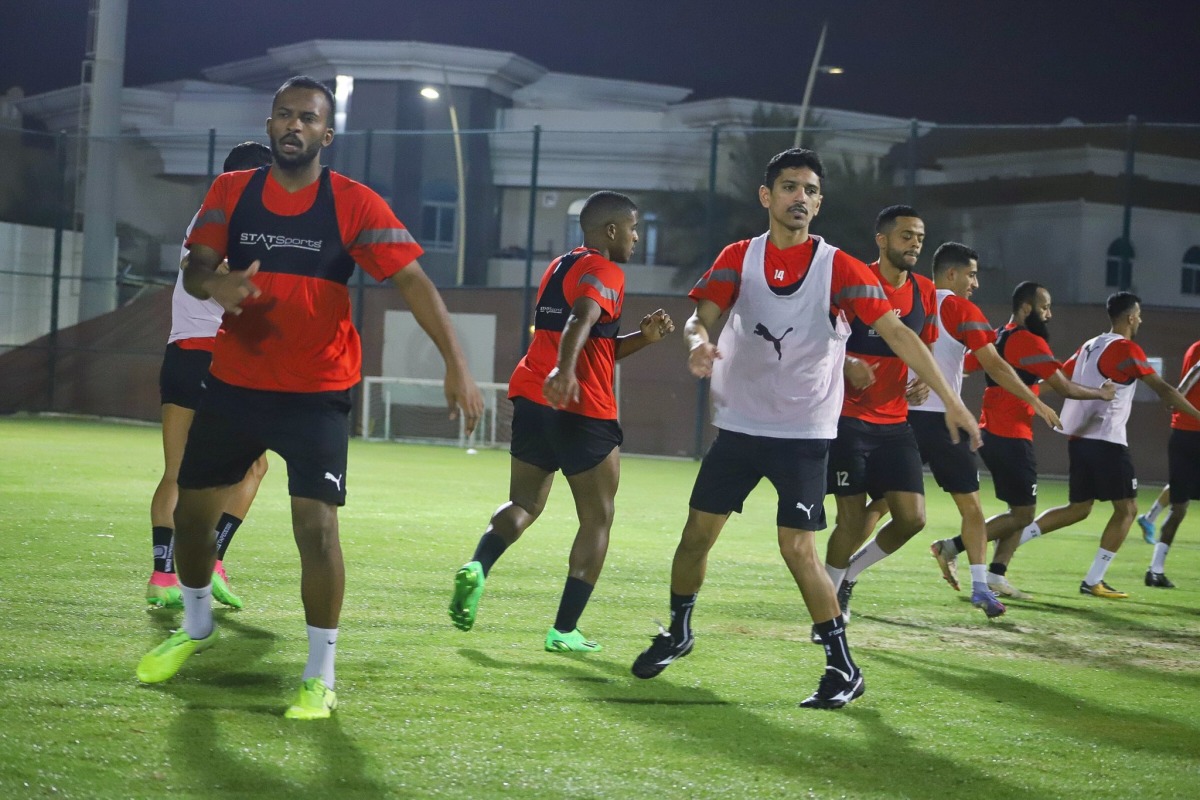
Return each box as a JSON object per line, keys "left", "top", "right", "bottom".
{"left": 1, "top": 416, "right": 1198, "bottom": 799}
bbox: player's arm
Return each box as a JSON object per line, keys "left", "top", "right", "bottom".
{"left": 871, "top": 311, "right": 981, "bottom": 448}
{"left": 542, "top": 296, "right": 603, "bottom": 408}
{"left": 843, "top": 356, "right": 876, "bottom": 390}
{"left": 684, "top": 299, "right": 724, "bottom": 378}
{"left": 974, "top": 344, "right": 1061, "bottom": 429}
{"left": 1139, "top": 371, "right": 1200, "bottom": 423}
{"left": 183, "top": 244, "right": 261, "bottom": 313}
{"left": 615, "top": 309, "right": 675, "bottom": 360}
{"left": 1177, "top": 359, "right": 1200, "bottom": 395}
{"left": 1043, "top": 369, "right": 1116, "bottom": 401}
{"left": 389, "top": 261, "right": 483, "bottom": 433}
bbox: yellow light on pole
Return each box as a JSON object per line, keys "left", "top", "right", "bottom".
{"left": 420, "top": 79, "right": 467, "bottom": 286}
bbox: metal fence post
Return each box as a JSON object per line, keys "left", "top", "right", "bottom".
{"left": 48, "top": 130, "right": 69, "bottom": 410}
{"left": 694, "top": 125, "right": 720, "bottom": 459}
{"left": 206, "top": 127, "right": 216, "bottom": 184}
{"left": 520, "top": 125, "right": 542, "bottom": 355}
{"left": 906, "top": 118, "right": 918, "bottom": 206}
{"left": 1119, "top": 115, "right": 1138, "bottom": 291}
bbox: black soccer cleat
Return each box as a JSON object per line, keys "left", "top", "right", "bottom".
{"left": 631, "top": 629, "right": 694, "bottom": 679}
{"left": 837, "top": 579, "right": 857, "bottom": 621}
{"left": 800, "top": 666, "right": 866, "bottom": 710}
{"left": 1144, "top": 569, "right": 1176, "bottom": 588}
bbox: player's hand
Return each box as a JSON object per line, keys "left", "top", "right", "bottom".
{"left": 944, "top": 402, "right": 983, "bottom": 451}
{"left": 215, "top": 259, "right": 231, "bottom": 275}
{"left": 687, "top": 342, "right": 721, "bottom": 378}
{"left": 639, "top": 309, "right": 675, "bottom": 342}
{"left": 1033, "top": 399, "right": 1062, "bottom": 430}
{"left": 1098, "top": 379, "right": 1117, "bottom": 401}
{"left": 542, "top": 366, "right": 580, "bottom": 409}
{"left": 445, "top": 366, "right": 483, "bottom": 434}
{"left": 202, "top": 259, "right": 262, "bottom": 314}
{"left": 905, "top": 378, "right": 930, "bottom": 405}
{"left": 844, "top": 357, "right": 877, "bottom": 390}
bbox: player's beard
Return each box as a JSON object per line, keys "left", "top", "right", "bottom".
{"left": 270, "top": 136, "right": 322, "bottom": 170}
{"left": 1026, "top": 314, "right": 1050, "bottom": 342}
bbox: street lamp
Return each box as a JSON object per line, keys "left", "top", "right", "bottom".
{"left": 793, "top": 21, "right": 843, "bottom": 148}
{"left": 420, "top": 83, "right": 466, "bottom": 286}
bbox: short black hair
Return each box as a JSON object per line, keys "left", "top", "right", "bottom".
{"left": 222, "top": 141, "right": 272, "bottom": 172}
{"left": 1106, "top": 291, "right": 1141, "bottom": 320}
{"left": 763, "top": 148, "right": 825, "bottom": 190}
{"left": 1012, "top": 280, "right": 1043, "bottom": 314}
{"left": 579, "top": 191, "right": 637, "bottom": 232}
{"left": 932, "top": 242, "right": 979, "bottom": 276}
{"left": 273, "top": 75, "right": 336, "bottom": 125}
{"left": 875, "top": 205, "right": 921, "bottom": 233}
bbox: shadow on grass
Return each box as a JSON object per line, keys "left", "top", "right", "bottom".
{"left": 459, "top": 648, "right": 1059, "bottom": 799}
{"left": 870, "top": 651, "right": 1200, "bottom": 760}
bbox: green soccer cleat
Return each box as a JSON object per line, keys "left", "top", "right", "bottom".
{"left": 211, "top": 561, "right": 243, "bottom": 609}
{"left": 146, "top": 582, "right": 183, "bottom": 609}
{"left": 284, "top": 677, "right": 338, "bottom": 720}
{"left": 136, "top": 628, "right": 217, "bottom": 683}
{"left": 545, "top": 627, "right": 602, "bottom": 653}
{"left": 449, "top": 561, "right": 485, "bottom": 631}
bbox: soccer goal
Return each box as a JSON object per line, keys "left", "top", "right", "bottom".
{"left": 360, "top": 376, "right": 513, "bottom": 449}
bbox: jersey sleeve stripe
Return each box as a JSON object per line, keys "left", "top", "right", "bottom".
{"left": 957, "top": 321, "right": 993, "bottom": 332}
{"left": 833, "top": 284, "right": 887, "bottom": 304}
{"left": 353, "top": 227, "right": 418, "bottom": 246}
{"left": 693, "top": 268, "right": 741, "bottom": 290}
{"left": 1117, "top": 357, "right": 1151, "bottom": 372}
{"left": 579, "top": 273, "right": 620, "bottom": 303}
{"left": 1019, "top": 354, "right": 1057, "bottom": 366}
{"left": 196, "top": 209, "right": 226, "bottom": 227}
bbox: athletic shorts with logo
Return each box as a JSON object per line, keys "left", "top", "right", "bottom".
{"left": 159, "top": 343, "right": 213, "bottom": 409}
{"left": 509, "top": 396, "right": 622, "bottom": 477}
{"left": 689, "top": 429, "right": 829, "bottom": 530}
{"left": 1168, "top": 428, "right": 1200, "bottom": 504}
{"left": 978, "top": 430, "right": 1038, "bottom": 507}
{"left": 178, "top": 376, "right": 351, "bottom": 505}
{"left": 909, "top": 409, "right": 979, "bottom": 494}
{"left": 828, "top": 416, "right": 924, "bottom": 497}
{"left": 1067, "top": 438, "right": 1136, "bottom": 503}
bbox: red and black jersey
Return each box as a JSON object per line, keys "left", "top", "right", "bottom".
{"left": 977, "top": 323, "right": 1061, "bottom": 440}
{"left": 1173, "top": 340, "right": 1200, "bottom": 432}
{"left": 1062, "top": 337, "right": 1154, "bottom": 385}
{"left": 508, "top": 248, "right": 624, "bottom": 420}
{"left": 841, "top": 263, "right": 938, "bottom": 425}
{"left": 186, "top": 166, "right": 423, "bottom": 392}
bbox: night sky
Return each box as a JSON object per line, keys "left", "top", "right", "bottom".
{"left": 3, "top": 0, "right": 1199, "bottom": 125}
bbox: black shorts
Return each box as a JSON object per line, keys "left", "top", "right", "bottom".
{"left": 178, "top": 377, "right": 352, "bottom": 505}
{"left": 1168, "top": 429, "right": 1200, "bottom": 504}
{"left": 690, "top": 429, "right": 830, "bottom": 530}
{"left": 828, "top": 417, "right": 924, "bottom": 497}
{"left": 909, "top": 410, "right": 979, "bottom": 494}
{"left": 509, "top": 397, "right": 622, "bottom": 477}
{"left": 1068, "top": 438, "right": 1137, "bottom": 503}
{"left": 159, "top": 343, "right": 213, "bottom": 409}
{"left": 978, "top": 430, "right": 1038, "bottom": 507}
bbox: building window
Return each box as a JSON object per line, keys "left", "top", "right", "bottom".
{"left": 1183, "top": 246, "right": 1200, "bottom": 295}
{"left": 421, "top": 202, "right": 456, "bottom": 251}
{"left": 1105, "top": 238, "right": 1134, "bottom": 288}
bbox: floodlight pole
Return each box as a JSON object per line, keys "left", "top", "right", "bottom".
{"left": 793, "top": 20, "right": 828, "bottom": 149}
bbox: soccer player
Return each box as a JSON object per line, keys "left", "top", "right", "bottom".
{"left": 1009, "top": 293, "right": 1200, "bottom": 597}
{"left": 147, "top": 142, "right": 273, "bottom": 611}
{"left": 845, "top": 243, "right": 1062, "bottom": 618}
{"left": 630, "top": 149, "right": 980, "bottom": 710}
{"left": 817, "top": 206, "right": 939, "bottom": 622}
{"left": 136, "top": 76, "right": 484, "bottom": 719}
{"left": 929, "top": 281, "right": 1115, "bottom": 598}
{"left": 1136, "top": 485, "right": 1171, "bottom": 544}
{"left": 1144, "top": 339, "right": 1200, "bottom": 587}
{"left": 448, "top": 191, "right": 674, "bottom": 652}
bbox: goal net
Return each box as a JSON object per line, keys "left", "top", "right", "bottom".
{"left": 360, "top": 377, "right": 513, "bottom": 449}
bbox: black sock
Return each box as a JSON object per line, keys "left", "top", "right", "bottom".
{"left": 471, "top": 532, "right": 510, "bottom": 577}
{"left": 214, "top": 513, "right": 243, "bottom": 560}
{"left": 951, "top": 535, "right": 966, "bottom": 554}
{"left": 669, "top": 592, "right": 697, "bottom": 641}
{"left": 989, "top": 562, "right": 1007, "bottom": 576}
{"left": 814, "top": 617, "right": 859, "bottom": 677}
{"left": 553, "top": 577, "right": 594, "bottom": 633}
{"left": 152, "top": 526, "right": 174, "bottom": 573}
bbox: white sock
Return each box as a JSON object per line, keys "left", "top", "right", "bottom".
{"left": 304, "top": 625, "right": 338, "bottom": 689}
{"left": 845, "top": 540, "right": 888, "bottom": 583}
{"left": 824, "top": 564, "right": 847, "bottom": 589}
{"left": 180, "top": 583, "right": 214, "bottom": 640}
{"left": 1084, "top": 548, "right": 1117, "bottom": 586}
{"left": 1018, "top": 522, "right": 1042, "bottom": 546}
{"left": 1144, "top": 499, "right": 1165, "bottom": 524}
{"left": 969, "top": 564, "right": 988, "bottom": 586}
{"left": 1150, "top": 542, "right": 1170, "bottom": 573}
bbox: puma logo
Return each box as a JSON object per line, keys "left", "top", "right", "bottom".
{"left": 324, "top": 472, "right": 343, "bottom": 490}
{"left": 753, "top": 323, "right": 793, "bottom": 360}
{"left": 795, "top": 501, "right": 815, "bottom": 519}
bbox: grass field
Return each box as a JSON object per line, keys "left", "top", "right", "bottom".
{"left": 1, "top": 416, "right": 1198, "bottom": 799}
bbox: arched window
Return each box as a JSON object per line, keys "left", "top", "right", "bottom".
{"left": 1182, "top": 246, "right": 1200, "bottom": 295}
{"left": 1105, "top": 238, "right": 1134, "bottom": 288}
